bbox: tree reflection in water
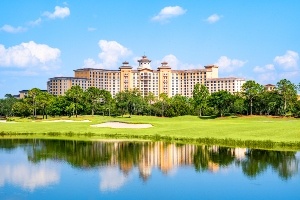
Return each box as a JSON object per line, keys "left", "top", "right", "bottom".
{"left": 240, "top": 149, "right": 298, "bottom": 180}
{"left": 0, "top": 139, "right": 298, "bottom": 180}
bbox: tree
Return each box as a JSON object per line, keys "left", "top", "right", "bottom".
{"left": 170, "top": 94, "right": 191, "bottom": 116}
{"left": 12, "top": 100, "right": 32, "bottom": 117}
{"left": 127, "top": 89, "right": 143, "bottom": 117}
{"left": 276, "top": 79, "right": 297, "bottom": 115}
{"left": 85, "top": 87, "right": 101, "bottom": 116}
{"left": 115, "top": 89, "right": 143, "bottom": 117}
{"left": 144, "top": 92, "right": 156, "bottom": 116}
{"left": 209, "top": 90, "right": 233, "bottom": 117}
{"left": 48, "top": 95, "right": 69, "bottom": 117}
{"left": 99, "top": 89, "right": 112, "bottom": 116}
{"left": 28, "top": 88, "right": 42, "bottom": 118}
{"left": 0, "top": 94, "right": 17, "bottom": 117}
{"left": 36, "top": 92, "right": 54, "bottom": 119}
{"left": 159, "top": 93, "right": 169, "bottom": 117}
{"left": 242, "top": 80, "right": 264, "bottom": 115}
{"left": 65, "top": 85, "right": 84, "bottom": 117}
{"left": 231, "top": 93, "right": 246, "bottom": 115}
{"left": 115, "top": 90, "right": 129, "bottom": 117}
{"left": 193, "top": 83, "right": 209, "bottom": 117}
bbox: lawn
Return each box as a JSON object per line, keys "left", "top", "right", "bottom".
{"left": 1, "top": 115, "right": 300, "bottom": 150}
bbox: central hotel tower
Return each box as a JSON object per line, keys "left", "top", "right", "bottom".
{"left": 47, "top": 55, "right": 245, "bottom": 97}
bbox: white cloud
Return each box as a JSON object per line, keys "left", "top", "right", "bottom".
{"left": 152, "top": 6, "right": 186, "bottom": 22}
{"left": 0, "top": 24, "right": 27, "bottom": 33}
{"left": 206, "top": 14, "right": 222, "bottom": 24}
{"left": 0, "top": 41, "right": 61, "bottom": 71}
{"left": 0, "top": 163, "right": 60, "bottom": 191}
{"left": 274, "top": 50, "right": 299, "bottom": 70}
{"left": 215, "top": 56, "right": 247, "bottom": 72}
{"left": 87, "top": 27, "right": 97, "bottom": 32}
{"left": 253, "top": 64, "right": 275, "bottom": 73}
{"left": 160, "top": 54, "right": 202, "bottom": 70}
{"left": 99, "top": 167, "right": 128, "bottom": 191}
{"left": 82, "top": 58, "right": 102, "bottom": 68}
{"left": 98, "top": 40, "right": 131, "bottom": 68}
{"left": 162, "top": 54, "right": 180, "bottom": 69}
{"left": 29, "top": 18, "right": 42, "bottom": 26}
{"left": 44, "top": 6, "right": 70, "bottom": 19}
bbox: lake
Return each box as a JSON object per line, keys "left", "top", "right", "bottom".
{"left": 0, "top": 139, "right": 299, "bottom": 200}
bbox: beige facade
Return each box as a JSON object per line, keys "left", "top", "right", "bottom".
{"left": 47, "top": 55, "right": 245, "bottom": 97}
{"left": 14, "top": 89, "right": 47, "bottom": 99}
{"left": 264, "top": 84, "right": 276, "bottom": 91}
{"left": 205, "top": 77, "right": 246, "bottom": 94}
{"left": 47, "top": 77, "right": 88, "bottom": 96}
{"left": 19, "top": 90, "right": 29, "bottom": 99}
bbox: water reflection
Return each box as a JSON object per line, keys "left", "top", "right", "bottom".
{"left": 240, "top": 149, "right": 298, "bottom": 180}
{"left": 99, "top": 166, "right": 129, "bottom": 191}
{"left": 0, "top": 139, "right": 299, "bottom": 185}
{"left": 0, "top": 148, "right": 60, "bottom": 191}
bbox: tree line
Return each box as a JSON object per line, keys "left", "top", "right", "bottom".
{"left": 0, "top": 79, "right": 299, "bottom": 118}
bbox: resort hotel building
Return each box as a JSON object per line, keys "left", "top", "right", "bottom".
{"left": 47, "top": 55, "right": 246, "bottom": 97}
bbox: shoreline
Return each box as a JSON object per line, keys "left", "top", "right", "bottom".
{"left": 1, "top": 131, "right": 300, "bottom": 151}
{"left": 1, "top": 115, "right": 300, "bottom": 151}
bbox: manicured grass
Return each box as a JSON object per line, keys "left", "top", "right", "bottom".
{"left": 1, "top": 115, "right": 300, "bottom": 150}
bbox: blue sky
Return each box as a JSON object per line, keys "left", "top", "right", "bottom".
{"left": 0, "top": 0, "right": 299, "bottom": 97}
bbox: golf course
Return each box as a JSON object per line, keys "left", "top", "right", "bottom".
{"left": 1, "top": 115, "right": 300, "bottom": 150}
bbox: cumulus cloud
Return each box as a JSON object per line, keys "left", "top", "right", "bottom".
{"left": 205, "top": 14, "right": 222, "bottom": 24}
{"left": 99, "top": 167, "right": 128, "bottom": 191}
{"left": 43, "top": 6, "right": 70, "bottom": 19}
{"left": 253, "top": 64, "right": 275, "bottom": 73}
{"left": 0, "top": 41, "right": 61, "bottom": 71}
{"left": 160, "top": 54, "right": 202, "bottom": 70}
{"left": 274, "top": 50, "right": 299, "bottom": 70}
{"left": 215, "top": 56, "right": 247, "bottom": 72}
{"left": 98, "top": 40, "right": 131, "bottom": 68}
{"left": 0, "top": 163, "right": 60, "bottom": 191}
{"left": 0, "top": 24, "right": 27, "bottom": 33}
{"left": 152, "top": 6, "right": 186, "bottom": 22}
{"left": 162, "top": 54, "right": 180, "bottom": 69}
{"left": 82, "top": 58, "right": 102, "bottom": 68}
{"left": 81, "top": 40, "right": 131, "bottom": 69}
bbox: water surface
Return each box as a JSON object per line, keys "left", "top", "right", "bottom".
{"left": 0, "top": 139, "right": 299, "bottom": 200}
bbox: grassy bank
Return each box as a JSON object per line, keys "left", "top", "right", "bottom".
{"left": 1, "top": 115, "right": 300, "bottom": 150}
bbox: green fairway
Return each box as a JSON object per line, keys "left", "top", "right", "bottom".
{"left": 1, "top": 115, "right": 300, "bottom": 150}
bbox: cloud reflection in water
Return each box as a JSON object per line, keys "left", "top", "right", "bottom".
{"left": 0, "top": 162, "right": 60, "bottom": 191}
{"left": 99, "top": 166, "right": 129, "bottom": 192}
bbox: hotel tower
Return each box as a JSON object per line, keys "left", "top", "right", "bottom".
{"left": 47, "top": 55, "right": 245, "bottom": 97}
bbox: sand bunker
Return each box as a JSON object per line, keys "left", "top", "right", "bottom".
{"left": 42, "top": 120, "right": 91, "bottom": 123}
{"left": 91, "top": 122, "right": 152, "bottom": 129}
{"left": 0, "top": 120, "right": 18, "bottom": 123}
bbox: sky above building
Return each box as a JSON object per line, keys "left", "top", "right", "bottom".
{"left": 0, "top": 0, "right": 299, "bottom": 97}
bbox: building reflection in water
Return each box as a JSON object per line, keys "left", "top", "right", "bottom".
{"left": 0, "top": 139, "right": 299, "bottom": 188}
